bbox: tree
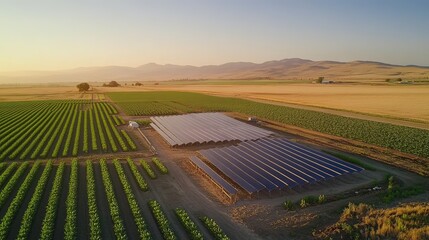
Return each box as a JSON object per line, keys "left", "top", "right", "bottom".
{"left": 135, "top": 82, "right": 143, "bottom": 86}
{"left": 103, "top": 81, "right": 121, "bottom": 87}
{"left": 76, "top": 83, "right": 90, "bottom": 92}
{"left": 316, "top": 77, "right": 324, "bottom": 83}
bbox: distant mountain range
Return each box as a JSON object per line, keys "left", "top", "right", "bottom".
{"left": 1, "top": 58, "right": 428, "bottom": 83}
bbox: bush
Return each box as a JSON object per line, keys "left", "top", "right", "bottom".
{"left": 318, "top": 194, "right": 326, "bottom": 204}
{"left": 283, "top": 200, "right": 294, "bottom": 211}
{"left": 300, "top": 198, "right": 309, "bottom": 208}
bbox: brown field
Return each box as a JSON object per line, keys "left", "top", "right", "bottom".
{"left": 144, "top": 83, "right": 429, "bottom": 123}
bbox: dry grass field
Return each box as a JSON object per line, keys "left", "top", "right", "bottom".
{"left": 144, "top": 83, "right": 429, "bottom": 123}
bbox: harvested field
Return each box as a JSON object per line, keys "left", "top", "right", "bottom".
{"left": 143, "top": 83, "right": 429, "bottom": 123}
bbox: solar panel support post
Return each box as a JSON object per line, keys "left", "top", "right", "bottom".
{"left": 137, "top": 128, "right": 157, "bottom": 155}
{"left": 189, "top": 157, "right": 237, "bottom": 203}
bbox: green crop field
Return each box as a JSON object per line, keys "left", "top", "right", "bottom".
{"left": 0, "top": 100, "right": 137, "bottom": 161}
{"left": 108, "top": 91, "right": 429, "bottom": 159}
{"left": 0, "top": 159, "right": 226, "bottom": 240}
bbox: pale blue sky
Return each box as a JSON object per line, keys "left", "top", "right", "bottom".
{"left": 1, "top": 0, "right": 428, "bottom": 71}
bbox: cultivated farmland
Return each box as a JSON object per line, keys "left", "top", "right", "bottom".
{"left": 108, "top": 92, "right": 429, "bottom": 160}
{"left": 0, "top": 159, "right": 231, "bottom": 240}
{"left": 0, "top": 86, "right": 426, "bottom": 240}
{"left": 0, "top": 100, "right": 138, "bottom": 161}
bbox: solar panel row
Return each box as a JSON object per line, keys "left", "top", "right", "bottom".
{"left": 151, "top": 112, "right": 273, "bottom": 146}
{"left": 199, "top": 138, "right": 363, "bottom": 194}
{"left": 189, "top": 156, "right": 237, "bottom": 196}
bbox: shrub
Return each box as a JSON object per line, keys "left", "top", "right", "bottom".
{"left": 283, "top": 200, "right": 294, "bottom": 211}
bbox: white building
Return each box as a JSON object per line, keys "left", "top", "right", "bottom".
{"left": 128, "top": 121, "right": 139, "bottom": 128}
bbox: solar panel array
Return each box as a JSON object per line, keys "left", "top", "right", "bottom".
{"left": 189, "top": 156, "right": 237, "bottom": 196}
{"left": 199, "top": 138, "right": 363, "bottom": 194}
{"left": 150, "top": 112, "right": 273, "bottom": 146}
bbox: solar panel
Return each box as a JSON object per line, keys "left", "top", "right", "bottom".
{"left": 200, "top": 149, "right": 261, "bottom": 193}
{"left": 189, "top": 156, "right": 237, "bottom": 195}
{"left": 151, "top": 112, "right": 274, "bottom": 146}
{"left": 198, "top": 138, "right": 363, "bottom": 193}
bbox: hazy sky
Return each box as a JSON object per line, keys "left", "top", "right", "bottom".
{"left": 1, "top": 0, "right": 429, "bottom": 71}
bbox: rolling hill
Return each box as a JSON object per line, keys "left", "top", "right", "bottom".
{"left": 1, "top": 58, "right": 428, "bottom": 83}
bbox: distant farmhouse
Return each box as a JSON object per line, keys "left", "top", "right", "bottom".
{"left": 321, "top": 79, "right": 335, "bottom": 84}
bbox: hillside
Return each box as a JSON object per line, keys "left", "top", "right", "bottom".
{"left": 1, "top": 58, "right": 429, "bottom": 83}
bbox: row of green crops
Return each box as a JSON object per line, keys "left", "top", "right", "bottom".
{"left": 152, "top": 157, "right": 169, "bottom": 174}
{"left": 40, "top": 162, "right": 65, "bottom": 240}
{"left": 175, "top": 208, "right": 204, "bottom": 240}
{"left": 113, "top": 159, "right": 152, "bottom": 239}
{"left": 0, "top": 161, "right": 41, "bottom": 239}
{"left": 99, "top": 159, "right": 127, "bottom": 239}
{"left": 86, "top": 160, "right": 102, "bottom": 240}
{"left": 148, "top": 200, "right": 176, "bottom": 240}
{"left": 126, "top": 158, "right": 149, "bottom": 191}
{"left": 0, "top": 160, "right": 229, "bottom": 240}
{"left": 64, "top": 159, "right": 78, "bottom": 240}
{"left": 108, "top": 91, "right": 429, "bottom": 159}
{"left": 0, "top": 162, "right": 18, "bottom": 187}
{"left": 0, "top": 101, "right": 138, "bottom": 161}
{"left": 0, "top": 162, "right": 29, "bottom": 208}
{"left": 16, "top": 160, "right": 52, "bottom": 240}
{"left": 200, "top": 216, "right": 230, "bottom": 240}
{"left": 140, "top": 160, "right": 157, "bottom": 179}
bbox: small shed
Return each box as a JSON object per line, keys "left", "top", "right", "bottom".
{"left": 248, "top": 116, "right": 257, "bottom": 122}
{"left": 321, "top": 79, "right": 334, "bottom": 84}
{"left": 128, "top": 121, "right": 139, "bottom": 128}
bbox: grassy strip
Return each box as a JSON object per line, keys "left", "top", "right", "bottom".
{"left": 322, "top": 150, "right": 376, "bottom": 171}
{"left": 283, "top": 195, "right": 326, "bottom": 210}
{"left": 382, "top": 175, "right": 425, "bottom": 203}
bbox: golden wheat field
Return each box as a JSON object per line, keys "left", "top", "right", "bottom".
{"left": 147, "top": 83, "right": 429, "bottom": 123}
